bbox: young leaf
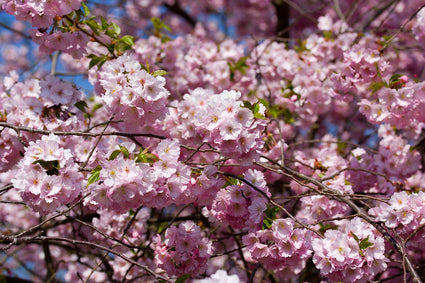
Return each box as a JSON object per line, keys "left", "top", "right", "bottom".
{"left": 222, "top": 175, "right": 239, "bottom": 187}
{"left": 151, "top": 70, "right": 168, "bottom": 77}
{"left": 118, "top": 145, "right": 130, "bottom": 159}
{"left": 109, "top": 149, "right": 121, "bottom": 161}
{"left": 157, "top": 221, "right": 169, "bottom": 234}
{"left": 351, "top": 232, "right": 360, "bottom": 243}
{"left": 81, "top": 2, "right": 90, "bottom": 17}
{"left": 87, "top": 165, "right": 102, "bottom": 187}
{"left": 176, "top": 274, "right": 191, "bottom": 283}
{"left": 120, "top": 35, "right": 134, "bottom": 46}
{"left": 74, "top": 100, "right": 88, "bottom": 113}
{"left": 359, "top": 236, "right": 374, "bottom": 250}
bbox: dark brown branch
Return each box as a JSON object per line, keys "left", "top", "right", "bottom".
{"left": 163, "top": 1, "right": 196, "bottom": 28}
{"left": 0, "top": 122, "right": 166, "bottom": 140}
{"left": 271, "top": 0, "right": 290, "bottom": 38}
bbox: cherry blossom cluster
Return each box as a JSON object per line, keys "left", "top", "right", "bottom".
{"left": 370, "top": 191, "right": 425, "bottom": 253}
{"left": 3, "top": 0, "right": 83, "bottom": 28}
{"left": 312, "top": 217, "right": 388, "bottom": 283}
{"left": 359, "top": 79, "right": 425, "bottom": 130}
{"left": 243, "top": 218, "right": 312, "bottom": 280}
{"left": 163, "top": 88, "right": 266, "bottom": 164}
{"left": 11, "top": 134, "right": 84, "bottom": 214}
{"left": 4, "top": 0, "right": 425, "bottom": 282}
{"left": 290, "top": 138, "right": 352, "bottom": 222}
{"left": 133, "top": 35, "right": 245, "bottom": 96}
{"left": 30, "top": 30, "right": 89, "bottom": 59}
{"left": 95, "top": 53, "right": 170, "bottom": 132}
{"left": 153, "top": 221, "right": 213, "bottom": 277}
{"left": 348, "top": 125, "right": 421, "bottom": 194}
{"left": 0, "top": 72, "right": 84, "bottom": 171}
{"left": 85, "top": 139, "right": 224, "bottom": 213}
{"left": 204, "top": 169, "right": 270, "bottom": 232}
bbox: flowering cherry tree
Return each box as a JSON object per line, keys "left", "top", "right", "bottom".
{"left": 2, "top": 0, "right": 425, "bottom": 282}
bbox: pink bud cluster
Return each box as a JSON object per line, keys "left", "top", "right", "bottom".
{"left": 96, "top": 53, "right": 170, "bottom": 132}
{"left": 153, "top": 221, "right": 213, "bottom": 277}
{"left": 3, "top": 0, "right": 83, "bottom": 28}
{"left": 243, "top": 218, "right": 312, "bottom": 280}
{"left": 312, "top": 217, "right": 388, "bottom": 283}
{"left": 11, "top": 134, "right": 84, "bottom": 214}
{"left": 205, "top": 169, "right": 270, "bottom": 231}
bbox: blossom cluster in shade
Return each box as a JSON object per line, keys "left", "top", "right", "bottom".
{"left": 205, "top": 169, "right": 271, "bottom": 232}
{"left": 243, "top": 218, "right": 312, "bottom": 280}
{"left": 153, "top": 221, "right": 213, "bottom": 277}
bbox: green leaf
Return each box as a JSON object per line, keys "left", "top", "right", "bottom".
{"left": 74, "top": 100, "right": 88, "bottom": 113}
{"left": 135, "top": 152, "right": 159, "bottom": 164}
{"left": 32, "top": 160, "right": 60, "bottom": 176}
{"left": 243, "top": 101, "right": 252, "bottom": 109}
{"left": 85, "top": 18, "right": 100, "bottom": 35}
{"left": 389, "top": 73, "right": 407, "bottom": 89}
{"left": 258, "top": 98, "right": 269, "bottom": 108}
{"left": 119, "top": 145, "right": 130, "bottom": 159}
{"left": 151, "top": 70, "right": 168, "bottom": 77}
{"left": 262, "top": 205, "right": 280, "bottom": 229}
{"left": 253, "top": 103, "right": 260, "bottom": 114}
{"left": 222, "top": 176, "right": 239, "bottom": 187}
{"left": 368, "top": 81, "right": 386, "bottom": 94}
{"left": 92, "top": 103, "right": 103, "bottom": 112}
{"left": 120, "top": 35, "right": 134, "bottom": 46}
{"left": 262, "top": 216, "right": 273, "bottom": 229}
{"left": 319, "top": 223, "right": 337, "bottom": 233}
{"left": 87, "top": 165, "right": 102, "bottom": 187}
{"left": 254, "top": 112, "right": 266, "bottom": 120}
{"left": 109, "top": 150, "right": 121, "bottom": 161}
{"left": 359, "top": 236, "right": 374, "bottom": 250}
{"left": 351, "top": 232, "right": 360, "bottom": 243}
{"left": 157, "top": 221, "right": 169, "bottom": 234}
{"left": 323, "top": 31, "right": 333, "bottom": 39}
{"left": 100, "top": 16, "right": 109, "bottom": 30}
{"left": 228, "top": 56, "right": 249, "bottom": 81}
{"left": 111, "top": 23, "right": 121, "bottom": 36}
{"left": 106, "top": 44, "right": 115, "bottom": 54}
{"left": 81, "top": 2, "right": 90, "bottom": 17}
{"left": 264, "top": 205, "right": 280, "bottom": 219}
{"left": 176, "top": 274, "right": 191, "bottom": 283}
{"left": 151, "top": 17, "right": 171, "bottom": 32}
{"left": 87, "top": 54, "right": 108, "bottom": 69}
